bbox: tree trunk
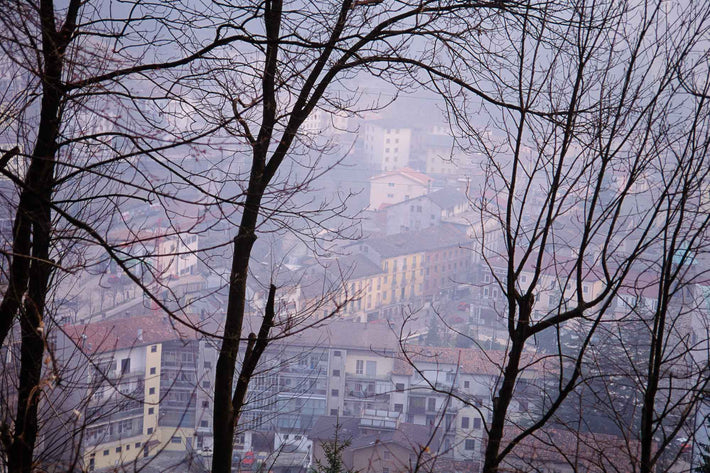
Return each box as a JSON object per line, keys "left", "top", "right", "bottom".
{"left": 640, "top": 307, "right": 666, "bottom": 473}
{"left": 4, "top": 1, "right": 67, "bottom": 470}
{"left": 482, "top": 331, "right": 526, "bottom": 473}
{"left": 211, "top": 186, "right": 263, "bottom": 473}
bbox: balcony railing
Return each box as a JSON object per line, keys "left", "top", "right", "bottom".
{"left": 345, "top": 373, "right": 390, "bottom": 382}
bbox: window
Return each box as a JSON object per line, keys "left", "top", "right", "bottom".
{"left": 366, "top": 360, "right": 377, "bottom": 377}
{"left": 181, "top": 352, "right": 194, "bottom": 363}
{"left": 331, "top": 389, "right": 339, "bottom": 396}
{"left": 465, "top": 439, "right": 476, "bottom": 451}
{"left": 148, "top": 407, "right": 154, "bottom": 415}
{"left": 200, "top": 420, "right": 209, "bottom": 427}
{"left": 126, "top": 444, "right": 130, "bottom": 451}
{"left": 149, "top": 387, "right": 155, "bottom": 395}
{"left": 473, "top": 418, "right": 481, "bottom": 429}
{"left": 464, "top": 380, "right": 470, "bottom": 389}
{"left": 171, "top": 436, "right": 182, "bottom": 444}
{"left": 103, "top": 450, "right": 109, "bottom": 456}
{"left": 151, "top": 345, "right": 157, "bottom": 353}
{"left": 202, "top": 401, "right": 209, "bottom": 408}
{"left": 150, "top": 367, "right": 156, "bottom": 375}
{"left": 147, "top": 428, "right": 153, "bottom": 435}
{"left": 427, "top": 398, "right": 436, "bottom": 411}
{"left": 135, "top": 443, "right": 141, "bottom": 449}
{"left": 388, "top": 182, "right": 395, "bottom": 187}
{"left": 333, "top": 350, "right": 341, "bottom": 357}
{"left": 332, "top": 369, "right": 340, "bottom": 377}
{"left": 116, "top": 447, "right": 122, "bottom": 453}
{"left": 121, "top": 358, "right": 130, "bottom": 374}
{"left": 330, "top": 409, "right": 338, "bottom": 416}
{"left": 461, "top": 416, "right": 470, "bottom": 429}
{"left": 394, "top": 403, "right": 403, "bottom": 413}
{"left": 356, "top": 360, "right": 364, "bottom": 375}
{"left": 395, "top": 383, "right": 405, "bottom": 392}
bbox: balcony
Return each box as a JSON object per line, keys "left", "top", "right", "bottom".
{"left": 345, "top": 391, "right": 390, "bottom": 404}
{"left": 409, "top": 405, "right": 426, "bottom": 415}
{"left": 345, "top": 373, "right": 390, "bottom": 382}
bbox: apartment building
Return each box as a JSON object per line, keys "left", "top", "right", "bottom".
{"left": 242, "top": 321, "right": 399, "bottom": 433}
{"left": 362, "top": 120, "right": 413, "bottom": 171}
{"left": 57, "top": 315, "right": 212, "bottom": 471}
{"left": 348, "top": 223, "right": 472, "bottom": 313}
{"left": 297, "top": 254, "right": 385, "bottom": 323}
{"left": 374, "top": 187, "right": 468, "bottom": 235}
{"left": 298, "top": 225, "right": 474, "bottom": 322}
{"left": 368, "top": 167, "right": 432, "bottom": 210}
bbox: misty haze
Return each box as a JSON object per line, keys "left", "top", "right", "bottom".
{"left": 0, "top": 1, "right": 709, "bottom": 473}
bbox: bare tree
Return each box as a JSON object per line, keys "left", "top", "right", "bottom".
{"left": 0, "top": 1, "right": 270, "bottom": 470}
{"left": 579, "top": 63, "right": 710, "bottom": 473}
{"left": 188, "top": 2, "right": 521, "bottom": 471}
{"left": 397, "top": 1, "right": 710, "bottom": 472}
{"left": 1, "top": 1, "right": 523, "bottom": 471}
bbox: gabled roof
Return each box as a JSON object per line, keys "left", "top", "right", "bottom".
{"left": 63, "top": 315, "right": 198, "bottom": 355}
{"left": 310, "top": 416, "right": 362, "bottom": 440}
{"left": 370, "top": 167, "right": 433, "bottom": 186}
{"left": 349, "top": 422, "right": 437, "bottom": 452}
{"left": 336, "top": 254, "right": 384, "bottom": 280}
{"left": 502, "top": 428, "right": 645, "bottom": 471}
{"left": 425, "top": 188, "right": 467, "bottom": 210}
{"left": 309, "top": 415, "right": 439, "bottom": 452}
{"left": 277, "top": 319, "right": 399, "bottom": 352}
{"left": 361, "top": 223, "right": 469, "bottom": 257}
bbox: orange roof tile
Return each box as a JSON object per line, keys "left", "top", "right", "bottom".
{"left": 63, "top": 315, "right": 198, "bottom": 354}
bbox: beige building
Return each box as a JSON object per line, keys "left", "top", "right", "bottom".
{"left": 368, "top": 167, "right": 432, "bottom": 211}
{"left": 59, "top": 316, "right": 211, "bottom": 471}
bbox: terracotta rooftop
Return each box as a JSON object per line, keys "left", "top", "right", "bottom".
{"left": 501, "top": 428, "right": 647, "bottom": 472}
{"left": 370, "top": 167, "right": 433, "bottom": 186}
{"left": 63, "top": 315, "right": 199, "bottom": 355}
{"left": 393, "top": 345, "right": 549, "bottom": 378}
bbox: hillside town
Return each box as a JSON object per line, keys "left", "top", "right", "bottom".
{"left": 0, "top": 103, "right": 704, "bottom": 473}
{"left": 1, "top": 3, "right": 710, "bottom": 473}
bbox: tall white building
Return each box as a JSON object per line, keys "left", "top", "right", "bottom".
{"left": 362, "top": 120, "right": 413, "bottom": 171}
